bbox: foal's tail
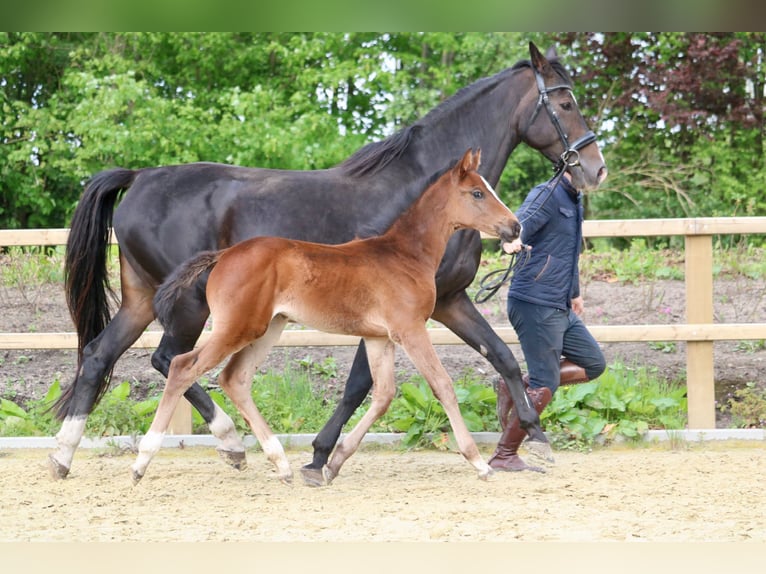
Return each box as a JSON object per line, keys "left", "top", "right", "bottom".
{"left": 55, "top": 168, "right": 138, "bottom": 419}
{"left": 153, "top": 250, "right": 222, "bottom": 333}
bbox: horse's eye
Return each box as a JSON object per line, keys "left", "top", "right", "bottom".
{"left": 472, "top": 190, "right": 484, "bottom": 199}
{"left": 561, "top": 101, "right": 573, "bottom": 111}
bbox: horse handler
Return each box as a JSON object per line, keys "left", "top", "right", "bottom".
{"left": 489, "top": 170, "right": 606, "bottom": 472}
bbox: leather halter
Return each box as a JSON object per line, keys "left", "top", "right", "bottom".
{"left": 528, "top": 68, "right": 597, "bottom": 173}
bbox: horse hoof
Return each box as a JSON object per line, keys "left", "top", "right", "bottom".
{"left": 525, "top": 439, "right": 555, "bottom": 464}
{"left": 217, "top": 448, "right": 247, "bottom": 471}
{"left": 130, "top": 468, "right": 144, "bottom": 486}
{"left": 299, "top": 465, "right": 327, "bottom": 488}
{"left": 47, "top": 454, "right": 70, "bottom": 480}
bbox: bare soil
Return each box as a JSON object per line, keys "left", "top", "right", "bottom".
{"left": 0, "top": 442, "right": 764, "bottom": 542}
{"left": 1, "top": 273, "right": 765, "bottom": 426}
{"left": 1, "top": 272, "right": 765, "bottom": 544}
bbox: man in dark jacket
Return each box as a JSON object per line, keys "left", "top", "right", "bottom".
{"left": 489, "top": 171, "right": 606, "bottom": 472}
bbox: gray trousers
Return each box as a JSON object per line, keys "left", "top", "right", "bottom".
{"left": 507, "top": 296, "right": 606, "bottom": 393}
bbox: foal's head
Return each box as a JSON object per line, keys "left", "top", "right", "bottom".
{"left": 447, "top": 149, "right": 521, "bottom": 244}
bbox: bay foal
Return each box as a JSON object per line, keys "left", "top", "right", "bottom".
{"left": 131, "top": 149, "right": 520, "bottom": 485}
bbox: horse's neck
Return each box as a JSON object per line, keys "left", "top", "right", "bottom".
{"left": 408, "top": 72, "right": 524, "bottom": 186}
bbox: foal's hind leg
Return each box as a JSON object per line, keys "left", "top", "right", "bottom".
{"left": 132, "top": 337, "right": 238, "bottom": 484}
{"left": 150, "top": 293, "right": 245, "bottom": 470}
{"left": 324, "top": 337, "right": 396, "bottom": 485}
{"left": 216, "top": 317, "right": 292, "bottom": 483}
{"left": 399, "top": 327, "right": 492, "bottom": 480}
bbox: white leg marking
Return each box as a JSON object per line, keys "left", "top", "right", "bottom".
{"left": 51, "top": 416, "right": 87, "bottom": 470}
{"left": 132, "top": 430, "right": 165, "bottom": 479}
{"left": 209, "top": 403, "right": 245, "bottom": 453}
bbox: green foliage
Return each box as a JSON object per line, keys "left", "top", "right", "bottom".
{"left": 542, "top": 362, "right": 688, "bottom": 449}
{"left": 0, "top": 380, "right": 62, "bottom": 436}
{"left": 721, "top": 382, "right": 766, "bottom": 428}
{"left": 579, "top": 239, "right": 684, "bottom": 284}
{"left": 194, "top": 361, "right": 339, "bottom": 435}
{"left": 4, "top": 33, "right": 764, "bottom": 231}
{"left": 367, "top": 372, "right": 499, "bottom": 450}
{"left": 0, "top": 246, "right": 65, "bottom": 310}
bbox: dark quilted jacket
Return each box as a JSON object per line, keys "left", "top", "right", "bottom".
{"left": 507, "top": 176, "right": 582, "bottom": 311}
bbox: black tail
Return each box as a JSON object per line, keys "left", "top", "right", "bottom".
{"left": 153, "top": 250, "right": 222, "bottom": 333}
{"left": 54, "top": 168, "right": 137, "bottom": 419}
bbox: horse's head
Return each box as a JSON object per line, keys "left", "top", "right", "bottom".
{"left": 451, "top": 149, "right": 521, "bottom": 245}
{"left": 519, "top": 42, "right": 607, "bottom": 191}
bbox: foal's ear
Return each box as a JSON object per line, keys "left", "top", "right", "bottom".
{"left": 456, "top": 148, "right": 480, "bottom": 179}
{"left": 529, "top": 41, "right": 551, "bottom": 74}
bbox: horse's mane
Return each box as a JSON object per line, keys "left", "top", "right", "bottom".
{"left": 339, "top": 57, "right": 570, "bottom": 179}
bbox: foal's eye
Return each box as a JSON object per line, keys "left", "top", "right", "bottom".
{"left": 472, "top": 189, "right": 484, "bottom": 199}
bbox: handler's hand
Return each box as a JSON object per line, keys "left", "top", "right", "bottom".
{"left": 502, "top": 238, "right": 531, "bottom": 255}
{"left": 571, "top": 296, "right": 584, "bottom": 316}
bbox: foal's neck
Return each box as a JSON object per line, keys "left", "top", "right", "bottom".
{"left": 381, "top": 181, "right": 461, "bottom": 269}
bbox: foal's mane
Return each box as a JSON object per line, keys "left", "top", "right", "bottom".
{"left": 339, "top": 57, "right": 569, "bottom": 179}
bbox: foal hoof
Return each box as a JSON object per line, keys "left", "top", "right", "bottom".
{"left": 478, "top": 466, "right": 494, "bottom": 481}
{"left": 47, "top": 454, "right": 70, "bottom": 480}
{"left": 217, "top": 448, "right": 248, "bottom": 471}
{"left": 130, "top": 468, "right": 144, "bottom": 486}
{"left": 525, "top": 439, "right": 555, "bottom": 464}
{"left": 300, "top": 465, "right": 327, "bottom": 488}
{"left": 322, "top": 465, "right": 338, "bottom": 485}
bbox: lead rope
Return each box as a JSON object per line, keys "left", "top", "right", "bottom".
{"left": 473, "top": 164, "right": 568, "bottom": 304}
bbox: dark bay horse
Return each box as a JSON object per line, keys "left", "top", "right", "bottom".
{"left": 51, "top": 42, "right": 607, "bottom": 483}
{"left": 132, "top": 149, "right": 520, "bottom": 484}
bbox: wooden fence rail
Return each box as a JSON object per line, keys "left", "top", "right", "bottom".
{"left": 2, "top": 217, "right": 766, "bottom": 433}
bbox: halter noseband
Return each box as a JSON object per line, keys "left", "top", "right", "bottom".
{"left": 528, "top": 68, "right": 597, "bottom": 174}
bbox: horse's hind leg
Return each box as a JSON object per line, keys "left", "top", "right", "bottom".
{"left": 399, "top": 326, "right": 492, "bottom": 480}
{"left": 49, "top": 256, "right": 155, "bottom": 479}
{"left": 150, "top": 297, "right": 245, "bottom": 470}
{"left": 324, "top": 337, "right": 396, "bottom": 485}
{"left": 216, "top": 316, "right": 291, "bottom": 483}
{"left": 301, "top": 340, "right": 373, "bottom": 485}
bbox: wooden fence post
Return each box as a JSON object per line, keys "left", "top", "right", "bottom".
{"left": 685, "top": 232, "right": 715, "bottom": 429}
{"left": 168, "top": 398, "right": 193, "bottom": 435}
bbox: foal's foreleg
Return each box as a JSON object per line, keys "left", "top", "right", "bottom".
{"left": 324, "top": 337, "right": 396, "bottom": 485}
{"left": 216, "top": 317, "right": 292, "bottom": 483}
{"left": 400, "top": 329, "right": 492, "bottom": 480}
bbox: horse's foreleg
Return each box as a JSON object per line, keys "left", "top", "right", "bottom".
{"left": 301, "top": 340, "right": 373, "bottom": 484}
{"left": 216, "top": 318, "right": 292, "bottom": 484}
{"left": 432, "top": 291, "right": 551, "bottom": 458}
{"left": 400, "top": 328, "right": 492, "bottom": 480}
{"left": 324, "top": 338, "right": 396, "bottom": 485}
{"left": 150, "top": 298, "right": 246, "bottom": 470}
{"left": 49, "top": 304, "right": 154, "bottom": 480}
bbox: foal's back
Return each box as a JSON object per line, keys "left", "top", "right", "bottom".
{"left": 207, "top": 233, "right": 435, "bottom": 341}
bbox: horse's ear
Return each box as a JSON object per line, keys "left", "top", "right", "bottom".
{"left": 529, "top": 41, "right": 550, "bottom": 74}
{"left": 545, "top": 46, "right": 558, "bottom": 61}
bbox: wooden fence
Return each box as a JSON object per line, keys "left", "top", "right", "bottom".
{"left": 2, "top": 217, "right": 766, "bottom": 433}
